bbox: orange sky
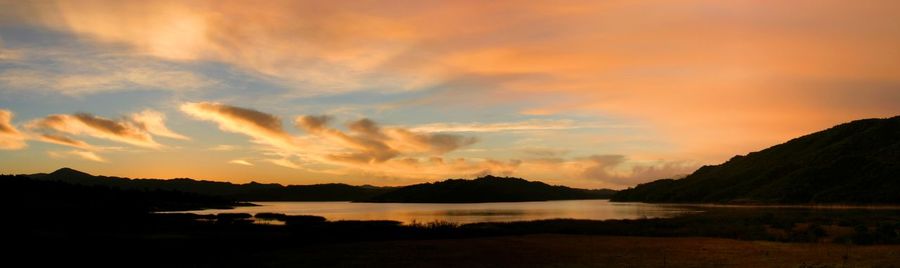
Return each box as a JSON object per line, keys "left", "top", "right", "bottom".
{"left": 1, "top": 0, "right": 899, "bottom": 188}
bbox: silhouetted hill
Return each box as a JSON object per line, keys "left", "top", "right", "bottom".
{"left": 612, "top": 116, "right": 900, "bottom": 204}
{"left": 360, "top": 175, "right": 616, "bottom": 203}
{"left": 1, "top": 174, "right": 241, "bottom": 212}
{"left": 27, "top": 169, "right": 395, "bottom": 201}
{"left": 25, "top": 169, "right": 613, "bottom": 203}
{"left": 50, "top": 167, "right": 92, "bottom": 177}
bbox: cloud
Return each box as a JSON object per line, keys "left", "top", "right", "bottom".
{"left": 179, "top": 101, "right": 693, "bottom": 186}
{"left": 0, "top": 63, "right": 214, "bottom": 96}
{"left": 7, "top": 0, "right": 416, "bottom": 95}
{"left": 209, "top": 144, "right": 239, "bottom": 151}
{"left": 296, "top": 116, "right": 476, "bottom": 164}
{"left": 383, "top": 128, "right": 477, "bottom": 155}
{"left": 130, "top": 109, "right": 189, "bottom": 140}
{"left": 6, "top": 0, "right": 900, "bottom": 165}
{"left": 338, "top": 156, "right": 523, "bottom": 181}
{"left": 296, "top": 115, "right": 334, "bottom": 132}
{"left": 407, "top": 119, "right": 611, "bottom": 133}
{"left": 48, "top": 150, "right": 107, "bottom": 162}
{"left": 296, "top": 116, "right": 398, "bottom": 163}
{"left": 181, "top": 102, "right": 300, "bottom": 150}
{"left": 228, "top": 159, "right": 253, "bottom": 166}
{"left": 35, "top": 133, "right": 93, "bottom": 149}
{"left": 0, "top": 39, "right": 22, "bottom": 61}
{"left": 266, "top": 158, "right": 302, "bottom": 169}
{"left": 0, "top": 109, "right": 27, "bottom": 150}
{"left": 521, "top": 147, "right": 569, "bottom": 158}
{"left": 70, "top": 150, "right": 107, "bottom": 162}
{"left": 577, "top": 155, "right": 696, "bottom": 187}
{"left": 325, "top": 153, "right": 695, "bottom": 188}
{"left": 5, "top": 0, "right": 895, "bottom": 185}
{"left": 0, "top": 18, "right": 215, "bottom": 96}
{"left": 181, "top": 102, "right": 482, "bottom": 176}
{"left": 347, "top": 118, "right": 385, "bottom": 138}
{"left": 579, "top": 154, "right": 628, "bottom": 182}
{"left": 25, "top": 109, "right": 183, "bottom": 149}
{"left": 27, "top": 113, "right": 161, "bottom": 148}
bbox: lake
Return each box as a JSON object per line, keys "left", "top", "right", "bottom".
{"left": 174, "top": 200, "right": 702, "bottom": 224}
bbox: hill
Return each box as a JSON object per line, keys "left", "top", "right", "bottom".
{"left": 24, "top": 169, "right": 614, "bottom": 203}
{"left": 359, "top": 175, "right": 616, "bottom": 203}
{"left": 1, "top": 174, "right": 243, "bottom": 212}
{"left": 27, "top": 168, "right": 394, "bottom": 201}
{"left": 612, "top": 116, "right": 900, "bottom": 204}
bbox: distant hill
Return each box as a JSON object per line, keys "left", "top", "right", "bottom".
{"left": 27, "top": 168, "right": 395, "bottom": 201}
{"left": 1, "top": 174, "right": 243, "bottom": 212}
{"left": 24, "top": 169, "right": 614, "bottom": 203}
{"left": 359, "top": 175, "right": 616, "bottom": 203}
{"left": 612, "top": 116, "right": 900, "bottom": 204}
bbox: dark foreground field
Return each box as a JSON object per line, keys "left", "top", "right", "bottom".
{"left": 15, "top": 232, "right": 900, "bottom": 267}
{"left": 7, "top": 175, "right": 900, "bottom": 267}
{"left": 259, "top": 234, "right": 900, "bottom": 267}
{"left": 10, "top": 207, "right": 900, "bottom": 267}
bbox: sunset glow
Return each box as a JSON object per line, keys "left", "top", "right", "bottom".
{"left": 2, "top": 0, "right": 899, "bottom": 188}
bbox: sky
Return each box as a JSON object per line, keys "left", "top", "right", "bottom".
{"left": 1, "top": 0, "right": 899, "bottom": 189}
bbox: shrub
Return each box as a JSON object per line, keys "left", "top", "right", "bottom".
{"left": 255, "top": 212, "right": 287, "bottom": 221}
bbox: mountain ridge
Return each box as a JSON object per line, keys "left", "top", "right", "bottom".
{"left": 359, "top": 175, "right": 616, "bottom": 203}
{"left": 25, "top": 169, "right": 395, "bottom": 201}
{"left": 20, "top": 169, "right": 616, "bottom": 203}
{"left": 612, "top": 116, "right": 900, "bottom": 204}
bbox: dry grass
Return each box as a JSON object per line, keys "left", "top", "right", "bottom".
{"left": 259, "top": 234, "right": 900, "bottom": 267}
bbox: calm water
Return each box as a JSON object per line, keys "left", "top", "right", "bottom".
{"left": 174, "top": 200, "right": 701, "bottom": 224}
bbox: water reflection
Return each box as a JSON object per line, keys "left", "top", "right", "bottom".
{"left": 173, "top": 200, "right": 701, "bottom": 224}
{"left": 435, "top": 210, "right": 527, "bottom": 216}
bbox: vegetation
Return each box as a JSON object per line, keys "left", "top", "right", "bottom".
{"left": 359, "top": 175, "right": 616, "bottom": 203}
{"left": 613, "top": 116, "right": 900, "bottom": 204}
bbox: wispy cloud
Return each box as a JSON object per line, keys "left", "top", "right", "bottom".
{"left": 266, "top": 158, "right": 302, "bottom": 169}
{"left": 7, "top": 0, "right": 415, "bottom": 95}
{"left": 177, "top": 101, "right": 696, "bottom": 186}
{"left": 0, "top": 109, "right": 27, "bottom": 150}
{"left": 209, "top": 145, "right": 239, "bottom": 151}
{"left": 228, "top": 159, "right": 254, "bottom": 166}
{"left": 48, "top": 150, "right": 107, "bottom": 162}
{"left": 27, "top": 113, "right": 162, "bottom": 149}
{"left": 5, "top": 1, "right": 898, "bottom": 158}
{"left": 507, "top": 155, "right": 698, "bottom": 189}
{"left": 0, "top": 39, "right": 23, "bottom": 61}
{"left": 296, "top": 116, "right": 477, "bottom": 165}
{"left": 578, "top": 155, "right": 696, "bottom": 187}
{"left": 3, "top": 1, "right": 898, "bottom": 187}
{"left": 130, "top": 109, "right": 190, "bottom": 140}
{"left": 0, "top": 61, "right": 213, "bottom": 96}
{"left": 181, "top": 102, "right": 489, "bottom": 176}
{"left": 326, "top": 156, "right": 523, "bottom": 182}
{"left": 24, "top": 109, "right": 185, "bottom": 152}
{"left": 35, "top": 133, "right": 93, "bottom": 149}
{"left": 407, "top": 119, "right": 620, "bottom": 133}
{"left": 521, "top": 147, "right": 569, "bottom": 158}
{"left": 182, "top": 102, "right": 480, "bottom": 168}
{"left": 180, "top": 102, "right": 300, "bottom": 150}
